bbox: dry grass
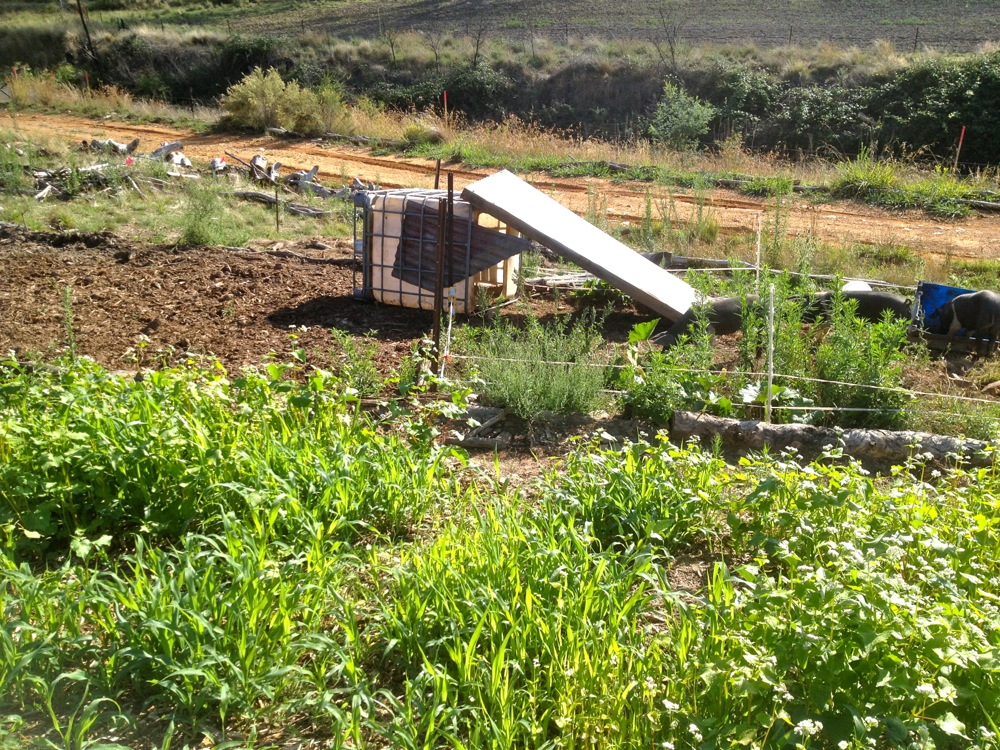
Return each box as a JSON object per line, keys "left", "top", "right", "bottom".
{"left": 6, "top": 69, "right": 220, "bottom": 126}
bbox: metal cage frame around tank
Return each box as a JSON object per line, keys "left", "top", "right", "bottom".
{"left": 352, "top": 188, "right": 476, "bottom": 310}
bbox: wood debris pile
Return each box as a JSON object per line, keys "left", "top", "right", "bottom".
{"left": 223, "top": 150, "right": 379, "bottom": 218}
{"left": 4, "top": 138, "right": 378, "bottom": 221}
{"left": 28, "top": 162, "right": 134, "bottom": 201}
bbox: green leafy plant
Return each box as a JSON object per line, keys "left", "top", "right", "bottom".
{"left": 220, "top": 66, "right": 321, "bottom": 133}
{"left": 648, "top": 81, "right": 716, "bottom": 151}
{"left": 619, "top": 313, "right": 731, "bottom": 423}
{"left": 814, "top": 297, "right": 910, "bottom": 428}
{"left": 325, "top": 328, "right": 382, "bottom": 397}
{"left": 455, "top": 313, "right": 610, "bottom": 419}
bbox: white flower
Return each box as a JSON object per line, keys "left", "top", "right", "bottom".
{"left": 688, "top": 723, "right": 703, "bottom": 743}
{"left": 662, "top": 699, "right": 680, "bottom": 711}
{"left": 794, "top": 719, "right": 823, "bottom": 737}
{"left": 915, "top": 683, "right": 936, "bottom": 697}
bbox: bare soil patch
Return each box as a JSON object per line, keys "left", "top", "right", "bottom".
{"left": 0, "top": 224, "right": 429, "bottom": 372}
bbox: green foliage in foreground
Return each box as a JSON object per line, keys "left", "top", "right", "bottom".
{"left": 0, "top": 357, "right": 455, "bottom": 553}
{"left": 2, "top": 359, "right": 1000, "bottom": 748}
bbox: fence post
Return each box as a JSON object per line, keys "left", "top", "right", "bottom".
{"left": 765, "top": 282, "right": 775, "bottom": 423}
{"left": 431, "top": 198, "right": 447, "bottom": 379}
{"left": 755, "top": 213, "right": 763, "bottom": 295}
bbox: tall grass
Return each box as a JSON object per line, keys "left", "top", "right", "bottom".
{"left": 0, "top": 357, "right": 458, "bottom": 553}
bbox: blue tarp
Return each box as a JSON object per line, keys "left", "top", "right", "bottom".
{"left": 916, "top": 281, "right": 975, "bottom": 334}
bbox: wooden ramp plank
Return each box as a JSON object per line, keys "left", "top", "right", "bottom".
{"left": 462, "top": 170, "right": 697, "bottom": 321}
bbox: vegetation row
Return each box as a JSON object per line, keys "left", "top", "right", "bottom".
{"left": 5, "top": 17, "right": 1000, "bottom": 165}
{"left": 2, "top": 355, "right": 1000, "bottom": 748}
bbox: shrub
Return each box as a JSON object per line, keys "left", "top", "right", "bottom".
{"left": 872, "top": 51, "right": 1000, "bottom": 166}
{"left": 456, "top": 314, "right": 609, "bottom": 419}
{"left": 220, "top": 66, "right": 287, "bottom": 130}
{"left": 180, "top": 184, "right": 224, "bottom": 246}
{"left": 619, "top": 314, "right": 731, "bottom": 423}
{"left": 370, "top": 63, "right": 512, "bottom": 120}
{"left": 814, "top": 296, "right": 910, "bottom": 428}
{"left": 648, "top": 81, "right": 715, "bottom": 151}
{"left": 709, "top": 62, "right": 781, "bottom": 145}
{"left": 314, "top": 77, "right": 353, "bottom": 135}
{"left": 770, "top": 83, "right": 872, "bottom": 155}
{"left": 220, "top": 66, "right": 324, "bottom": 133}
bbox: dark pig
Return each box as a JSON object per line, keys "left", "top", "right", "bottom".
{"left": 652, "top": 295, "right": 760, "bottom": 348}
{"left": 937, "top": 290, "right": 1000, "bottom": 355}
{"left": 806, "top": 291, "right": 913, "bottom": 323}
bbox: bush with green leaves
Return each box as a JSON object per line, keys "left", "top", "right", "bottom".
{"left": 814, "top": 296, "right": 910, "bottom": 428}
{"left": 648, "top": 81, "right": 716, "bottom": 151}
{"left": 619, "top": 314, "right": 731, "bottom": 423}
{"left": 456, "top": 313, "right": 609, "bottom": 419}
{"left": 872, "top": 51, "right": 1000, "bottom": 168}
{"left": 220, "top": 66, "right": 322, "bottom": 133}
{"left": 371, "top": 63, "right": 512, "bottom": 120}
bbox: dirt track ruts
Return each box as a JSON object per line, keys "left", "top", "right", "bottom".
{"left": 8, "top": 112, "right": 1000, "bottom": 261}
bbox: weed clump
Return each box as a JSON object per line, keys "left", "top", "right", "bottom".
{"left": 179, "top": 184, "right": 224, "bottom": 246}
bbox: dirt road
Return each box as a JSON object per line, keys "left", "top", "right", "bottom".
{"left": 7, "top": 112, "right": 1000, "bottom": 261}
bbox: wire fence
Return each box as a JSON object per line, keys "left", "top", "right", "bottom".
{"left": 449, "top": 350, "right": 1000, "bottom": 429}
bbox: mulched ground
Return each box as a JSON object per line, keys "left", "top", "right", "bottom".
{"left": 0, "top": 223, "right": 435, "bottom": 374}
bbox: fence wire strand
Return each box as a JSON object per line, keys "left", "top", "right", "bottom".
{"left": 451, "top": 351, "right": 1000, "bottom": 425}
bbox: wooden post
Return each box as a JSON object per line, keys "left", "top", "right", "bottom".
{"left": 953, "top": 125, "right": 967, "bottom": 172}
{"left": 434, "top": 158, "right": 441, "bottom": 190}
{"left": 913, "top": 26, "right": 920, "bottom": 53}
{"left": 275, "top": 186, "right": 280, "bottom": 233}
{"left": 755, "top": 213, "right": 763, "bottom": 295}
{"left": 765, "top": 283, "right": 775, "bottom": 423}
{"left": 447, "top": 172, "right": 455, "bottom": 304}
{"left": 431, "top": 198, "right": 447, "bottom": 377}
